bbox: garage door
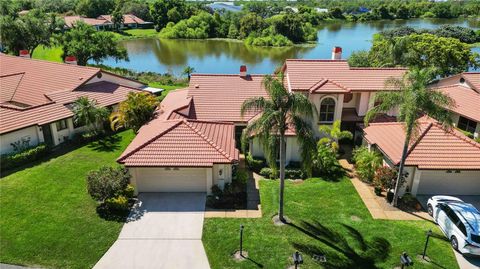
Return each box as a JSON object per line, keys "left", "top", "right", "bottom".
{"left": 416, "top": 170, "right": 480, "bottom": 195}
{"left": 135, "top": 168, "right": 207, "bottom": 193}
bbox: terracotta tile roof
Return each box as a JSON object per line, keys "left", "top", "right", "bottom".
{"left": 462, "top": 72, "right": 480, "bottom": 93}
{"left": 64, "top": 16, "right": 111, "bottom": 28}
{"left": 363, "top": 118, "right": 480, "bottom": 170}
{"left": 0, "top": 54, "right": 100, "bottom": 106}
{"left": 284, "top": 60, "right": 406, "bottom": 92}
{"left": 118, "top": 118, "right": 239, "bottom": 167}
{"left": 0, "top": 73, "right": 24, "bottom": 103}
{"left": 187, "top": 74, "right": 269, "bottom": 123}
{"left": 435, "top": 85, "right": 480, "bottom": 122}
{"left": 99, "top": 14, "right": 146, "bottom": 24}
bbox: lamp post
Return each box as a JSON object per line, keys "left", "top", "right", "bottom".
{"left": 423, "top": 229, "right": 433, "bottom": 259}
{"left": 292, "top": 251, "right": 303, "bottom": 269}
{"left": 400, "top": 252, "right": 413, "bottom": 269}
{"left": 239, "top": 224, "right": 244, "bottom": 257}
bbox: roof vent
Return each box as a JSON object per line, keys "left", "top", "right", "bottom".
{"left": 331, "top": 46, "right": 342, "bottom": 60}
{"left": 65, "top": 55, "right": 77, "bottom": 65}
{"left": 459, "top": 77, "right": 465, "bottom": 84}
{"left": 194, "top": 84, "right": 200, "bottom": 88}
{"left": 240, "top": 65, "right": 247, "bottom": 77}
{"left": 19, "top": 50, "right": 30, "bottom": 58}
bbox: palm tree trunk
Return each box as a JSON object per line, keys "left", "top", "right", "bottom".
{"left": 278, "top": 134, "right": 286, "bottom": 222}
{"left": 392, "top": 125, "right": 413, "bottom": 207}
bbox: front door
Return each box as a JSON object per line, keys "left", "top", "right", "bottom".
{"left": 42, "top": 124, "right": 54, "bottom": 146}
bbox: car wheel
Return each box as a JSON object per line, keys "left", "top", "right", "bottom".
{"left": 427, "top": 204, "right": 434, "bottom": 216}
{"left": 451, "top": 236, "right": 459, "bottom": 251}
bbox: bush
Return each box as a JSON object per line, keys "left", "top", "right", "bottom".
{"left": 373, "top": 166, "right": 398, "bottom": 190}
{"left": 86, "top": 166, "right": 131, "bottom": 202}
{"left": 400, "top": 193, "right": 417, "bottom": 208}
{"left": 207, "top": 171, "right": 247, "bottom": 209}
{"left": 244, "top": 34, "right": 293, "bottom": 47}
{"left": 246, "top": 153, "right": 266, "bottom": 173}
{"left": 123, "top": 184, "right": 135, "bottom": 198}
{"left": 313, "top": 143, "right": 344, "bottom": 177}
{"left": 105, "top": 195, "right": 129, "bottom": 211}
{"left": 259, "top": 167, "right": 274, "bottom": 179}
{"left": 1, "top": 143, "right": 50, "bottom": 171}
{"left": 259, "top": 167, "right": 304, "bottom": 179}
{"left": 352, "top": 146, "right": 383, "bottom": 182}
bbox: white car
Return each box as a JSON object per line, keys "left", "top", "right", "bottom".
{"left": 427, "top": 195, "right": 480, "bottom": 256}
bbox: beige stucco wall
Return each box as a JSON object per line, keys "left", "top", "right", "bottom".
{"left": 0, "top": 126, "right": 40, "bottom": 154}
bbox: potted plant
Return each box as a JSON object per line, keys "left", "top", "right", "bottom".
{"left": 386, "top": 189, "right": 394, "bottom": 203}
{"left": 374, "top": 185, "right": 382, "bottom": 196}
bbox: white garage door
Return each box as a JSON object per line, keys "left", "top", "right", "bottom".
{"left": 417, "top": 170, "right": 480, "bottom": 195}
{"left": 135, "top": 168, "right": 207, "bottom": 193}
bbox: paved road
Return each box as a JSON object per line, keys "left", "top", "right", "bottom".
{"left": 94, "top": 193, "right": 210, "bottom": 269}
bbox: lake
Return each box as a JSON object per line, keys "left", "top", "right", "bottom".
{"left": 99, "top": 18, "right": 480, "bottom": 75}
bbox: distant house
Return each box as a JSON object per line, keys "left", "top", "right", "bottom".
{"left": 430, "top": 72, "right": 480, "bottom": 139}
{"left": 63, "top": 14, "right": 152, "bottom": 30}
{"left": 0, "top": 54, "right": 145, "bottom": 154}
{"left": 363, "top": 116, "right": 480, "bottom": 197}
{"left": 207, "top": 2, "right": 243, "bottom": 13}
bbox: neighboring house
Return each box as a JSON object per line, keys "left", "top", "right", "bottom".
{"left": 118, "top": 48, "right": 409, "bottom": 193}
{"left": 0, "top": 54, "right": 145, "bottom": 155}
{"left": 430, "top": 72, "right": 480, "bottom": 138}
{"left": 363, "top": 117, "right": 480, "bottom": 197}
{"left": 64, "top": 14, "right": 152, "bottom": 30}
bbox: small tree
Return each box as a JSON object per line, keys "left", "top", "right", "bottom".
{"left": 86, "top": 166, "right": 130, "bottom": 202}
{"left": 352, "top": 146, "right": 383, "bottom": 183}
{"left": 313, "top": 143, "right": 343, "bottom": 177}
{"left": 318, "top": 120, "right": 353, "bottom": 153}
{"left": 373, "top": 166, "right": 398, "bottom": 191}
{"left": 72, "top": 96, "right": 108, "bottom": 132}
{"left": 110, "top": 92, "right": 159, "bottom": 133}
{"left": 182, "top": 66, "right": 195, "bottom": 81}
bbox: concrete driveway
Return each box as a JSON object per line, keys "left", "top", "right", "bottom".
{"left": 94, "top": 193, "right": 210, "bottom": 269}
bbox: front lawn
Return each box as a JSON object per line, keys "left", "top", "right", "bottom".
{"left": 203, "top": 178, "right": 458, "bottom": 269}
{"left": 0, "top": 130, "right": 135, "bottom": 269}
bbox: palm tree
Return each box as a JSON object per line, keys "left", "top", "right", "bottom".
{"left": 183, "top": 66, "right": 195, "bottom": 81}
{"left": 241, "top": 74, "right": 316, "bottom": 223}
{"left": 72, "top": 96, "right": 108, "bottom": 132}
{"left": 110, "top": 92, "right": 158, "bottom": 133}
{"left": 318, "top": 120, "right": 353, "bottom": 153}
{"left": 365, "top": 67, "right": 454, "bottom": 206}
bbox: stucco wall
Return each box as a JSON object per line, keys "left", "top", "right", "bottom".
{"left": 0, "top": 126, "right": 40, "bottom": 154}
{"left": 86, "top": 71, "right": 144, "bottom": 88}
{"left": 212, "top": 164, "right": 233, "bottom": 188}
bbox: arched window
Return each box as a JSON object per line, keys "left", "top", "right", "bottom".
{"left": 319, "top": 97, "right": 335, "bottom": 122}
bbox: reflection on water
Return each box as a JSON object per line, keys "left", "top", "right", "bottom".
{"left": 98, "top": 18, "right": 479, "bottom": 74}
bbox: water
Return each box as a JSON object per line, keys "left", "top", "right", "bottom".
{"left": 99, "top": 18, "right": 479, "bottom": 75}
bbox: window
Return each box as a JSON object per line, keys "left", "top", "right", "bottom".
{"left": 56, "top": 119, "right": 68, "bottom": 131}
{"left": 319, "top": 97, "right": 335, "bottom": 122}
{"left": 457, "top": 116, "right": 477, "bottom": 134}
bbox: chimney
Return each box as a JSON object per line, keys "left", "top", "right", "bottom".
{"left": 65, "top": 55, "right": 77, "bottom": 65}
{"left": 331, "top": 46, "right": 342, "bottom": 60}
{"left": 240, "top": 65, "right": 247, "bottom": 77}
{"left": 19, "top": 50, "right": 30, "bottom": 58}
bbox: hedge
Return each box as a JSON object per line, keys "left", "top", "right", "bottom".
{"left": 1, "top": 143, "right": 50, "bottom": 172}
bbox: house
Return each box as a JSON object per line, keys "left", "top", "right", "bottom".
{"left": 0, "top": 54, "right": 145, "bottom": 155}
{"left": 430, "top": 72, "right": 480, "bottom": 138}
{"left": 363, "top": 117, "right": 480, "bottom": 197}
{"left": 119, "top": 47, "right": 409, "bottom": 193}
{"left": 64, "top": 14, "right": 152, "bottom": 30}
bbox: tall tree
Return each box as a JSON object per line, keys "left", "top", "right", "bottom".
{"left": 241, "top": 74, "right": 316, "bottom": 222}
{"left": 56, "top": 21, "right": 128, "bottom": 66}
{"left": 151, "top": 0, "right": 186, "bottom": 31}
{"left": 364, "top": 68, "right": 454, "bottom": 206}
{"left": 110, "top": 92, "right": 158, "bottom": 133}
{"left": 76, "top": 0, "right": 114, "bottom": 18}
{"left": 111, "top": 0, "right": 125, "bottom": 32}
{"left": 72, "top": 96, "right": 108, "bottom": 132}
{"left": 0, "top": 11, "right": 55, "bottom": 56}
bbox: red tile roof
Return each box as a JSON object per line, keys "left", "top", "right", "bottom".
{"left": 435, "top": 85, "right": 480, "bottom": 122}
{"left": 462, "top": 72, "right": 480, "bottom": 93}
{"left": 284, "top": 60, "right": 406, "bottom": 92}
{"left": 118, "top": 118, "right": 238, "bottom": 167}
{"left": 187, "top": 74, "right": 269, "bottom": 123}
{"left": 363, "top": 118, "right": 480, "bottom": 170}
{"left": 64, "top": 16, "right": 111, "bottom": 28}
{"left": 98, "top": 14, "right": 146, "bottom": 24}
{"left": 0, "top": 54, "right": 100, "bottom": 106}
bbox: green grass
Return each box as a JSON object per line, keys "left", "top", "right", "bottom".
{"left": 0, "top": 131, "right": 135, "bottom": 269}
{"left": 147, "top": 82, "right": 187, "bottom": 101}
{"left": 203, "top": 178, "right": 458, "bottom": 269}
{"left": 114, "top": 29, "right": 159, "bottom": 41}
{"left": 32, "top": 45, "right": 63, "bottom": 62}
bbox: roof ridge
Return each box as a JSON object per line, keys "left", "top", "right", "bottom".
{"left": 186, "top": 119, "right": 234, "bottom": 125}
{"left": 117, "top": 120, "right": 183, "bottom": 163}
{"left": 286, "top": 59, "right": 347, "bottom": 62}
{"left": 7, "top": 72, "right": 25, "bottom": 102}
{"left": 183, "top": 120, "right": 233, "bottom": 161}
{"left": 350, "top": 67, "right": 408, "bottom": 70}
{"left": 191, "top": 74, "right": 266, "bottom": 77}
{"left": 405, "top": 122, "right": 433, "bottom": 160}
{"left": 0, "top": 72, "right": 25, "bottom": 78}
{"left": 0, "top": 54, "right": 101, "bottom": 72}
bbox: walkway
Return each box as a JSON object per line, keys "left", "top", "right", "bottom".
{"left": 94, "top": 193, "right": 210, "bottom": 269}
{"left": 339, "top": 159, "right": 431, "bottom": 221}
{"left": 204, "top": 155, "right": 262, "bottom": 218}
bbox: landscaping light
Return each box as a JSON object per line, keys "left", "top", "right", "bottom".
{"left": 292, "top": 251, "right": 303, "bottom": 269}
{"left": 400, "top": 252, "right": 413, "bottom": 268}
{"left": 422, "top": 229, "right": 433, "bottom": 259}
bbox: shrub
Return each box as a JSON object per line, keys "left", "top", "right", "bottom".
{"left": 246, "top": 153, "right": 266, "bottom": 173}
{"left": 352, "top": 146, "right": 383, "bottom": 182}
{"left": 259, "top": 167, "right": 304, "bottom": 179}
{"left": 259, "top": 167, "right": 274, "bottom": 179}
{"left": 86, "top": 166, "right": 131, "bottom": 202}
{"left": 207, "top": 171, "right": 247, "bottom": 209}
{"left": 313, "top": 143, "right": 344, "bottom": 177}
{"left": 105, "top": 195, "right": 129, "bottom": 211}
{"left": 373, "top": 166, "right": 398, "bottom": 190}
{"left": 1, "top": 143, "right": 50, "bottom": 171}
{"left": 123, "top": 184, "right": 135, "bottom": 198}
{"left": 400, "top": 193, "right": 417, "bottom": 208}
